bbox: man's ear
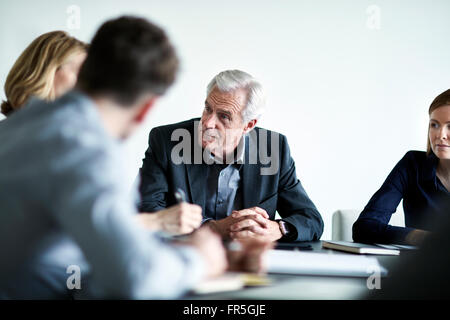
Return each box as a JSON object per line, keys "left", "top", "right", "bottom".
{"left": 243, "top": 119, "right": 257, "bottom": 134}
{"left": 134, "top": 96, "right": 158, "bottom": 124}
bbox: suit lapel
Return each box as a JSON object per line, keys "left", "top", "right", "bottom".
{"left": 186, "top": 163, "right": 207, "bottom": 214}
{"left": 185, "top": 120, "right": 207, "bottom": 213}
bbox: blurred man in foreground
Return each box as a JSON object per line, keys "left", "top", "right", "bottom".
{"left": 0, "top": 16, "right": 232, "bottom": 299}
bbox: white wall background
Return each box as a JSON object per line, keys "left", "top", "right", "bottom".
{"left": 1, "top": 0, "right": 449, "bottom": 239}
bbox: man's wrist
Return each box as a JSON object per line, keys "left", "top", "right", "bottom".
{"left": 269, "top": 220, "right": 282, "bottom": 240}
{"left": 136, "top": 212, "right": 162, "bottom": 231}
{"left": 153, "top": 211, "right": 164, "bottom": 230}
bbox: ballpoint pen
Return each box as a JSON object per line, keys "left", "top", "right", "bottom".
{"left": 174, "top": 188, "right": 187, "bottom": 203}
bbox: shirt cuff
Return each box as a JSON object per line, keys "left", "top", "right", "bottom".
{"left": 201, "top": 217, "right": 213, "bottom": 225}
{"left": 384, "top": 225, "right": 416, "bottom": 244}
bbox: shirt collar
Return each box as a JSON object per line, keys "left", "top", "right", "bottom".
{"left": 63, "top": 89, "right": 120, "bottom": 146}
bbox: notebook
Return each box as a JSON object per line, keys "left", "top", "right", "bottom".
{"left": 322, "top": 241, "right": 402, "bottom": 255}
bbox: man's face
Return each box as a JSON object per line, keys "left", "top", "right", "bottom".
{"left": 198, "top": 86, "right": 249, "bottom": 159}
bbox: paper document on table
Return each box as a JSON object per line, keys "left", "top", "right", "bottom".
{"left": 192, "top": 272, "right": 271, "bottom": 295}
{"left": 192, "top": 273, "right": 244, "bottom": 294}
{"left": 266, "top": 250, "right": 387, "bottom": 277}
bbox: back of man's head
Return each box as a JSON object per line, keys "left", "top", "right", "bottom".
{"left": 77, "top": 16, "right": 178, "bottom": 106}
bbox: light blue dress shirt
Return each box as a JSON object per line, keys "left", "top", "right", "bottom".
{"left": 0, "top": 91, "right": 204, "bottom": 299}
{"left": 204, "top": 140, "right": 245, "bottom": 222}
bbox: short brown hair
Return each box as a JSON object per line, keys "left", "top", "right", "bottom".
{"left": 427, "top": 89, "right": 450, "bottom": 155}
{"left": 76, "top": 16, "right": 179, "bottom": 106}
{"left": 1, "top": 31, "right": 88, "bottom": 116}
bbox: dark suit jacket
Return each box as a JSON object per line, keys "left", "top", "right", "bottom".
{"left": 138, "top": 118, "right": 323, "bottom": 241}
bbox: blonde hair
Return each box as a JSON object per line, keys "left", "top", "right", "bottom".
{"left": 1, "top": 31, "right": 88, "bottom": 116}
{"left": 427, "top": 89, "right": 450, "bottom": 155}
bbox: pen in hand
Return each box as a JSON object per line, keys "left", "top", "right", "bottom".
{"left": 173, "top": 187, "right": 246, "bottom": 254}
{"left": 174, "top": 188, "right": 187, "bottom": 203}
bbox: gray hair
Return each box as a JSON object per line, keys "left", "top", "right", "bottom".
{"left": 206, "top": 70, "right": 266, "bottom": 123}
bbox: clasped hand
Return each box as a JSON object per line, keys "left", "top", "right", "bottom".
{"left": 208, "top": 207, "right": 282, "bottom": 242}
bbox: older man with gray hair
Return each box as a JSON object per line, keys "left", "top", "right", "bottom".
{"left": 138, "top": 70, "right": 323, "bottom": 242}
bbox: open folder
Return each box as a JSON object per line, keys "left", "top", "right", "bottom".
{"left": 266, "top": 249, "right": 387, "bottom": 277}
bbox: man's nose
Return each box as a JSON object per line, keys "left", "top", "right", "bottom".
{"left": 203, "top": 113, "right": 217, "bottom": 128}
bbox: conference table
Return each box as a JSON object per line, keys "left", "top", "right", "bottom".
{"left": 184, "top": 240, "right": 406, "bottom": 300}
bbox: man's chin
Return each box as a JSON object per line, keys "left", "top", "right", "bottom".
{"left": 202, "top": 143, "right": 223, "bottom": 157}
{"left": 202, "top": 143, "right": 216, "bottom": 154}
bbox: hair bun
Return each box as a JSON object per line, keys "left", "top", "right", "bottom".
{"left": 1, "top": 100, "right": 14, "bottom": 116}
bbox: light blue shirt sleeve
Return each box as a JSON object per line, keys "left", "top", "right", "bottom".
{"left": 47, "top": 115, "right": 205, "bottom": 299}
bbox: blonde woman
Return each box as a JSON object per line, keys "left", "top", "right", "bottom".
{"left": 1, "top": 31, "right": 88, "bottom": 116}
